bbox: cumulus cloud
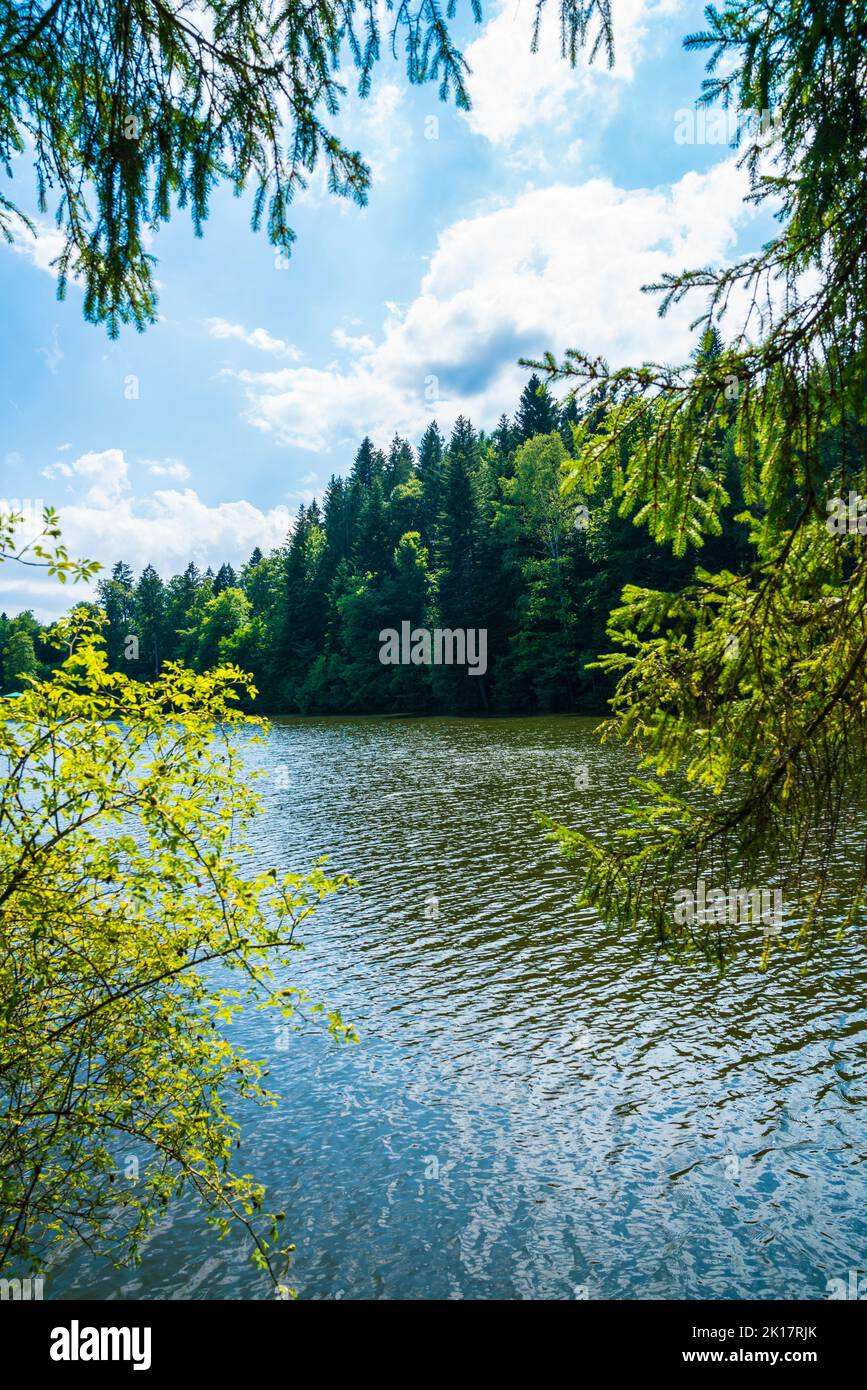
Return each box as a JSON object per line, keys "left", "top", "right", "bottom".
{"left": 21, "top": 448, "right": 292, "bottom": 620}
{"left": 220, "top": 157, "right": 755, "bottom": 453}
{"left": 206, "top": 317, "right": 303, "bottom": 359}
{"left": 7, "top": 216, "right": 66, "bottom": 278}
{"left": 462, "top": 0, "right": 684, "bottom": 147}
{"left": 332, "top": 326, "right": 376, "bottom": 355}
{"left": 43, "top": 448, "right": 129, "bottom": 509}
{"left": 60, "top": 488, "right": 292, "bottom": 575}
{"left": 143, "top": 457, "right": 191, "bottom": 480}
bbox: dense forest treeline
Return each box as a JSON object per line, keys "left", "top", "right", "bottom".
{"left": 3, "top": 364, "right": 752, "bottom": 714}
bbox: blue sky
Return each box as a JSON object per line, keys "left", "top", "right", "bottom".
{"left": 1, "top": 0, "right": 775, "bottom": 618}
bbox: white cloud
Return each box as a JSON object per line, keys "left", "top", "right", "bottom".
{"left": 332, "top": 326, "right": 376, "bottom": 355}
{"left": 20, "top": 448, "right": 292, "bottom": 620}
{"left": 206, "top": 317, "right": 302, "bottom": 360}
{"left": 221, "top": 157, "right": 755, "bottom": 454}
{"left": 0, "top": 575, "right": 66, "bottom": 614}
{"left": 292, "top": 77, "right": 410, "bottom": 211}
{"left": 143, "top": 457, "right": 191, "bottom": 481}
{"left": 463, "top": 0, "right": 684, "bottom": 147}
{"left": 43, "top": 448, "right": 129, "bottom": 509}
{"left": 356, "top": 82, "right": 408, "bottom": 178}
{"left": 7, "top": 216, "right": 66, "bottom": 278}
{"left": 60, "top": 487, "right": 292, "bottom": 576}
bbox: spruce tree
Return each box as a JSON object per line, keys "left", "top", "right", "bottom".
{"left": 322, "top": 475, "right": 353, "bottom": 570}
{"left": 513, "top": 374, "right": 559, "bottom": 444}
{"left": 213, "top": 562, "right": 238, "bottom": 594}
{"left": 96, "top": 562, "right": 136, "bottom": 669}
{"left": 350, "top": 437, "right": 380, "bottom": 491}
{"left": 492, "top": 413, "right": 516, "bottom": 470}
{"left": 353, "top": 475, "right": 391, "bottom": 578}
{"left": 417, "top": 421, "right": 445, "bottom": 559}
{"left": 384, "top": 435, "right": 414, "bottom": 494}
{"left": 134, "top": 563, "right": 166, "bottom": 677}
{"left": 438, "top": 417, "right": 481, "bottom": 641}
{"left": 163, "top": 562, "right": 203, "bottom": 663}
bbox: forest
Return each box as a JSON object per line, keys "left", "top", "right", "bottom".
{"left": 3, "top": 357, "right": 750, "bottom": 715}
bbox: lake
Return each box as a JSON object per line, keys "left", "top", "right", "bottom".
{"left": 48, "top": 715, "right": 867, "bottom": 1300}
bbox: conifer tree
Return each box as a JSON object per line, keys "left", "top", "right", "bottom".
{"left": 492, "top": 413, "right": 516, "bottom": 471}
{"left": 353, "top": 474, "right": 392, "bottom": 578}
{"left": 134, "top": 563, "right": 166, "bottom": 677}
{"left": 322, "top": 475, "right": 353, "bottom": 572}
{"left": 213, "top": 562, "right": 238, "bottom": 594}
{"left": 96, "top": 561, "right": 136, "bottom": 669}
{"left": 513, "top": 373, "right": 559, "bottom": 444}
{"left": 350, "top": 437, "right": 380, "bottom": 491}
{"left": 384, "top": 435, "right": 415, "bottom": 494}
{"left": 531, "top": 0, "right": 867, "bottom": 961}
{"left": 417, "top": 421, "right": 445, "bottom": 557}
{"left": 377, "top": 532, "right": 435, "bottom": 711}
{"left": 272, "top": 504, "right": 328, "bottom": 702}
{"left": 438, "top": 417, "right": 482, "bottom": 705}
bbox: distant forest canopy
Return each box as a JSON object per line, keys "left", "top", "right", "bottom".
{"left": 3, "top": 363, "right": 753, "bottom": 715}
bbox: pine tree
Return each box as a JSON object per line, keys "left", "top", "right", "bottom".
{"left": 163, "top": 562, "right": 203, "bottom": 664}
{"left": 322, "top": 474, "right": 354, "bottom": 578}
{"left": 213, "top": 562, "right": 238, "bottom": 594}
{"left": 384, "top": 435, "right": 414, "bottom": 494}
{"left": 134, "top": 564, "right": 166, "bottom": 677}
{"left": 351, "top": 437, "right": 380, "bottom": 491}
{"left": 378, "top": 533, "right": 435, "bottom": 711}
{"left": 492, "top": 414, "right": 516, "bottom": 470}
{"left": 272, "top": 505, "right": 328, "bottom": 705}
{"left": 558, "top": 395, "right": 581, "bottom": 448}
{"left": 438, "top": 417, "right": 481, "bottom": 633}
{"left": 96, "top": 562, "right": 136, "bottom": 670}
{"left": 513, "top": 374, "right": 559, "bottom": 444}
{"left": 417, "top": 421, "right": 445, "bottom": 559}
{"left": 353, "top": 475, "right": 392, "bottom": 578}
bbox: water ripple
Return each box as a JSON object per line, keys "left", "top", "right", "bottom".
{"left": 49, "top": 716, "right": 867, "bottom": 1300}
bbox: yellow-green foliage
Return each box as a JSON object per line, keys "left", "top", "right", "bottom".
{"left": 0, "top": 609, "right": 354, "bottom": 1287}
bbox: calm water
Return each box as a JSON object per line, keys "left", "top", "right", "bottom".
{"left": 50, "top": 716, "right": 867, "bottom": 1300}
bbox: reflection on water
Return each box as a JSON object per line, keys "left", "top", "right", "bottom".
{"left": 50, "top": 717, "right": 867, "bottom": 1300}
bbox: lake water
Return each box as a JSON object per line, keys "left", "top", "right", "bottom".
{"left": 49, "top": 716, "right": 867, "bottom": 1300}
